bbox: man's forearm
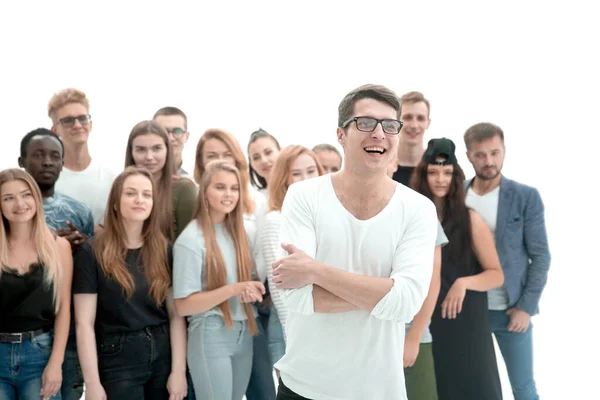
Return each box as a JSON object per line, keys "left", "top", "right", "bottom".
{"left": 313, "top": 284, "right": 359, "bottom": 313}
{"left": 312, "top": 263, "right": 393, "bottom": 312}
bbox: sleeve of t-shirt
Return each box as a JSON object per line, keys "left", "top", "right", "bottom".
{"left": 172, "top": 235, "right": 204, "bottom": 300}
{"left": 174, "top": 179, "right": 198, "bottom": 239}
{"left": 262, "top": 213, "right": 289, "bottom": 333}
{"left": 436, "top": 221, "right": 449, "bottom": 247}
{"left": 278, "top": 182, "right": 318, "bottom": 316}
{"left": 72, "top": 242, "right": 99, "bottom": 294}
{"left": 370, "top": 199, "right": 438, "bottom": 322}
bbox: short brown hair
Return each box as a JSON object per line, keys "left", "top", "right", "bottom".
{"left": 463, "top": 122, "right": 505, "bottom": 150}
{"left": 400, "top": 91, "right": 431, "bottom": 116}
{"left": 338, "top": 84, "right": 401, "bottom": 127}
{"left": 47, "top": 88, "right": 90, "bottom": 124}
{"left": 153, "top": 107, "right": 188, "bottom": 130}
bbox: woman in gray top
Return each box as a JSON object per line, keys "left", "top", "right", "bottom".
{"left": 172, "top": 160, "right": 265, "bottom": 400}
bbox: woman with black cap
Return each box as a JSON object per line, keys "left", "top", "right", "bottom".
{"left": 411, "top": 138, "right": 505, "bottom": 400}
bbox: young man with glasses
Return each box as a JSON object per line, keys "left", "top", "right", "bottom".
{"left": 153, "top": 106, "right": 192, "bottom": 179}
{"left": 271, "top": 84, "right": 438, "bottom": 400}
{"left": 48, "top": 88, "right": 117, "bottom": 230}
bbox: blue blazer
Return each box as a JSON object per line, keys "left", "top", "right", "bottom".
{"left": 465, "top": 176, "right": 551, "bottom": 316}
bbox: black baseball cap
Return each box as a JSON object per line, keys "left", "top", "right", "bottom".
{"left": 423, "top": 138, "right": 457, "bottom": 165}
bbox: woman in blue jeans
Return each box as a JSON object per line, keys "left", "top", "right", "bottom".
{"left": 73, "top": 167, "right": 188, "bottom": 400}
{"left": 173, "top": 161, "right": 266, "bottom": 400}
{"left": 0, "top": 169, "right": 73, "bottom": 400}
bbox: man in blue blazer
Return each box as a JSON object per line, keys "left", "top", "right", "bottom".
{"left": 463, "top": 123, "right": 550, "bottom": 400}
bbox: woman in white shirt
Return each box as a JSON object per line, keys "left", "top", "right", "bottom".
{"left": 260, "top": 145, "right": 323, "bottom": 365}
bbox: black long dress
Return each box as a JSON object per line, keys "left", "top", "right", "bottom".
{"left": 430, "top": 241, "right": 503, "bottom": 400}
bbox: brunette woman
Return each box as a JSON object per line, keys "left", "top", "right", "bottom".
{"left": 411, "top": 138, "right": 504, "bottom": 400}
{"left": 247, "top": 128, "right": 281, "bottom": 196}
{"left": 73, "top": 167, "right": 187, "bottom": 400}
{"left": 260, "top": 145, "right": 323, "bottom": 364}
{"left": 0, "top": 168, "right": 72, "bottom": 400}
{"left": 125, "top": 120, "right": 197, "bottom": 240}
{"left": 193, "top": 128, "right": 274, "bottom": 399}
{"left": 173, "top": 160, "right": 265, "bottom": 400}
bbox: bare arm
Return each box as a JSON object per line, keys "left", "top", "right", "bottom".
{"left": 165, "top": 291, "right": 188, "bottom": 398}
{"left": 74, "top": 294, "right": 102, "bottom": 387}
{"left": 49, "top": 237, "right": 73, "bottom": 367}
{"left": 174, "top": 285, "right": 236, "bottom": 317}
{"left": 313, "top": 285, "right": 358, "bottom": 313}
{"left": 463, "top": 210, "right": 504, "bottom": 291}
{"left": 405, "top": 246, "right": 442, "bottom": 342}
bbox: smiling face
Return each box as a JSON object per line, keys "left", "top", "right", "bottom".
{"left": 249, "top": 136, "right": 280, "bottom": 181}
{"left": 426, "top": 158, "right": 454, "bottom": 198}
{"left": 52, "top": 102, "right": 92, "bottom": 147}
{"left": 206, "top": 170, "right": 240, "bottom": 222}
{"left": 0, "top": 179, "right": 37, "bottom": 224}
{"left": 119, "top": 174, "right": 153, "bottom": 224}
{"left": 337, "top": 98, "right": 399, "bottom": 173}
{"left": 131, "top": 133, "right": 168, "bottom": 176}
{"left": 288, "top": 153, "right": 320, "bottom": 184}
{"left": 399, "top": 101, "right": 430, "bottom": 146}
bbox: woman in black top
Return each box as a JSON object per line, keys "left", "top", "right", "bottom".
{"left": 73, "top": 167, "right": 187, "bottom": 400}
{"left": 0, "top": 168, "right": 72, "bottom": 400}
{"left": 411, "top": 139, "right": 505, "bottom": 400}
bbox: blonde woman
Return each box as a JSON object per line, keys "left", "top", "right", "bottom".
{"left": 0, "top": 169, "right": 72, "bottom": 400}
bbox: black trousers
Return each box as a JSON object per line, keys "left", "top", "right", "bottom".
{"left": 276, "top": 378, "right": 312, "bottom": 400}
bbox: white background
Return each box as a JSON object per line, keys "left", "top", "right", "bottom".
{"left": 1, "top": 1, "right": 598, "bottom": 398}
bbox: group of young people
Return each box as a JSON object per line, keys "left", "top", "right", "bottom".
{"left": 0, "top": 85, "right": 550, "bottom": 400}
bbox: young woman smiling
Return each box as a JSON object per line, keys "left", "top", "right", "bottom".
{"left": 0, "top": 169, "right": 72, "bottom": 400}
{"left": 247, "top": 128, "right": 281, "bottom": 196}
{"left": 173, "top": 160, "right": 265, "bottom": 400}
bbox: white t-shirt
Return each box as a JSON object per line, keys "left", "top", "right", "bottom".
{"left": 54, "top": 159, "right": 117, "bottom": 224}
{"left": 274, "top": 175, "right": 438, "bottom": 400}
{"left": 466, "top": 186, "right": 509, "bottom": 310}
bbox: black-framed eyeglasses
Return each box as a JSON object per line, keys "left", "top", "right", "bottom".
{"left": 166, "top": 127, "right": 187, "bottom": 136}
{"left": 58, "top": 114, "right": 91, "bottom": 128}
{"left": 342, "top": 116, "right": 403, "bottom": 135}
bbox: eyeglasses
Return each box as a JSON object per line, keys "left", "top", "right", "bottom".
{"left": 342, "top": 116, "right": 403, "bottom": 135}
{"left": 166, "top": 128, "right": 187, "bottom": 136}
{"left": 58, "top": 114, "right": 91, "bottom": 128}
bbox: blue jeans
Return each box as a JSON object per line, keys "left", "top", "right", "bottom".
{"left": 246, "top": 305, "right": 277, "bottom": 400}
{"left": 0, "top": 331, "right": 62, "bottom": 399}
{"left": 61, "top": 330, "right": 84, "bottom": 400}
{"left": 267, "top": 305, "right": 286, "bottom": 365}
{"left": 98, "top": 323, "right": 171, "bottom": 399}
{"left": 489, "top": 310, "right": 539, "bottom": 400}
{"left": 188, "top": 315, "right": 253, "bottom": 400}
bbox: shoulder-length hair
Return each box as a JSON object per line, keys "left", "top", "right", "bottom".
{"left": 411, "top": 160, "right": 473, "bottom": 267}
{"left": 0, "top": 169, "right": 62, "bottom": 306}
{"left": 194, "top": 128, "right": 254, "bottom": 215}
{"left": 247, "top": 128, "right": 281, "bottom": 190}
{"left": 194, "top": 160, "right": 258, "bottom": 335}
{"left": 124, "top": 120, "right": 175, "bottom": 242}
{"left": 269, "top": 145, "right": 324, "bottom": 212}
{"left": 94, "top": 167, "right": 171, "bottom": 304}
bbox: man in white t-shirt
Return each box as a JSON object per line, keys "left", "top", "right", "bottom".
{"left": 271, "top": 84, "right": 438, "bottom": 400}
{"left": 48, "top": 88, "right": 117, "bottom": 229}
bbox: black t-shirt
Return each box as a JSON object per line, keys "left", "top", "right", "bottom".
{"left": 72, "top": 242, "right": 172, "bottom": 335}
{"left": 392, "top": 165, "right": 415, "bottom": 187}
{"left": 0, "top": 262, "right": 55, "bottom": 333}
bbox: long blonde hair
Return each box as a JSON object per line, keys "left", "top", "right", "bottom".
{"left": 0, "top": 169, "right": 62, "bottom": 307}
{"left": 94, "top": 167, "right": 171, "bottom": 304}
{"left": 194, "top": 160, "right": 258, "bottom": 335}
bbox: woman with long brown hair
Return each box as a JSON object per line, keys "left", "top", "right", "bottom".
{"left": 193, "top": 128, "right": 274, "bottom": 400}
{"left": 125, "top": 120, "right": 197, "bottom": 240}
{"left": 0, "top": 168, "right": 72, "bottom": 400}
{"left": 261, "top": 145, "right": 323, "bottom": 365}
{"left": 411, "top": 138, "right": 504, "bottom": 400}
{"left": 73, "top": 167, "right": 187, "bottom": 400}
{"left": 173, "top": 160, "right": 265, "bottom": 400}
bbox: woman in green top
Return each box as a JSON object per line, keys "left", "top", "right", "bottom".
{"left": 124, "top": 120, "right": 197, "bottom": 241}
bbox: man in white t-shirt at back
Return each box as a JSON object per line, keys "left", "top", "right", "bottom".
{"left": 49, "top": 88, "right": 117, "bottom": 230}
{"left": 271, "top": 84, "right": 438, "bottom": 400}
